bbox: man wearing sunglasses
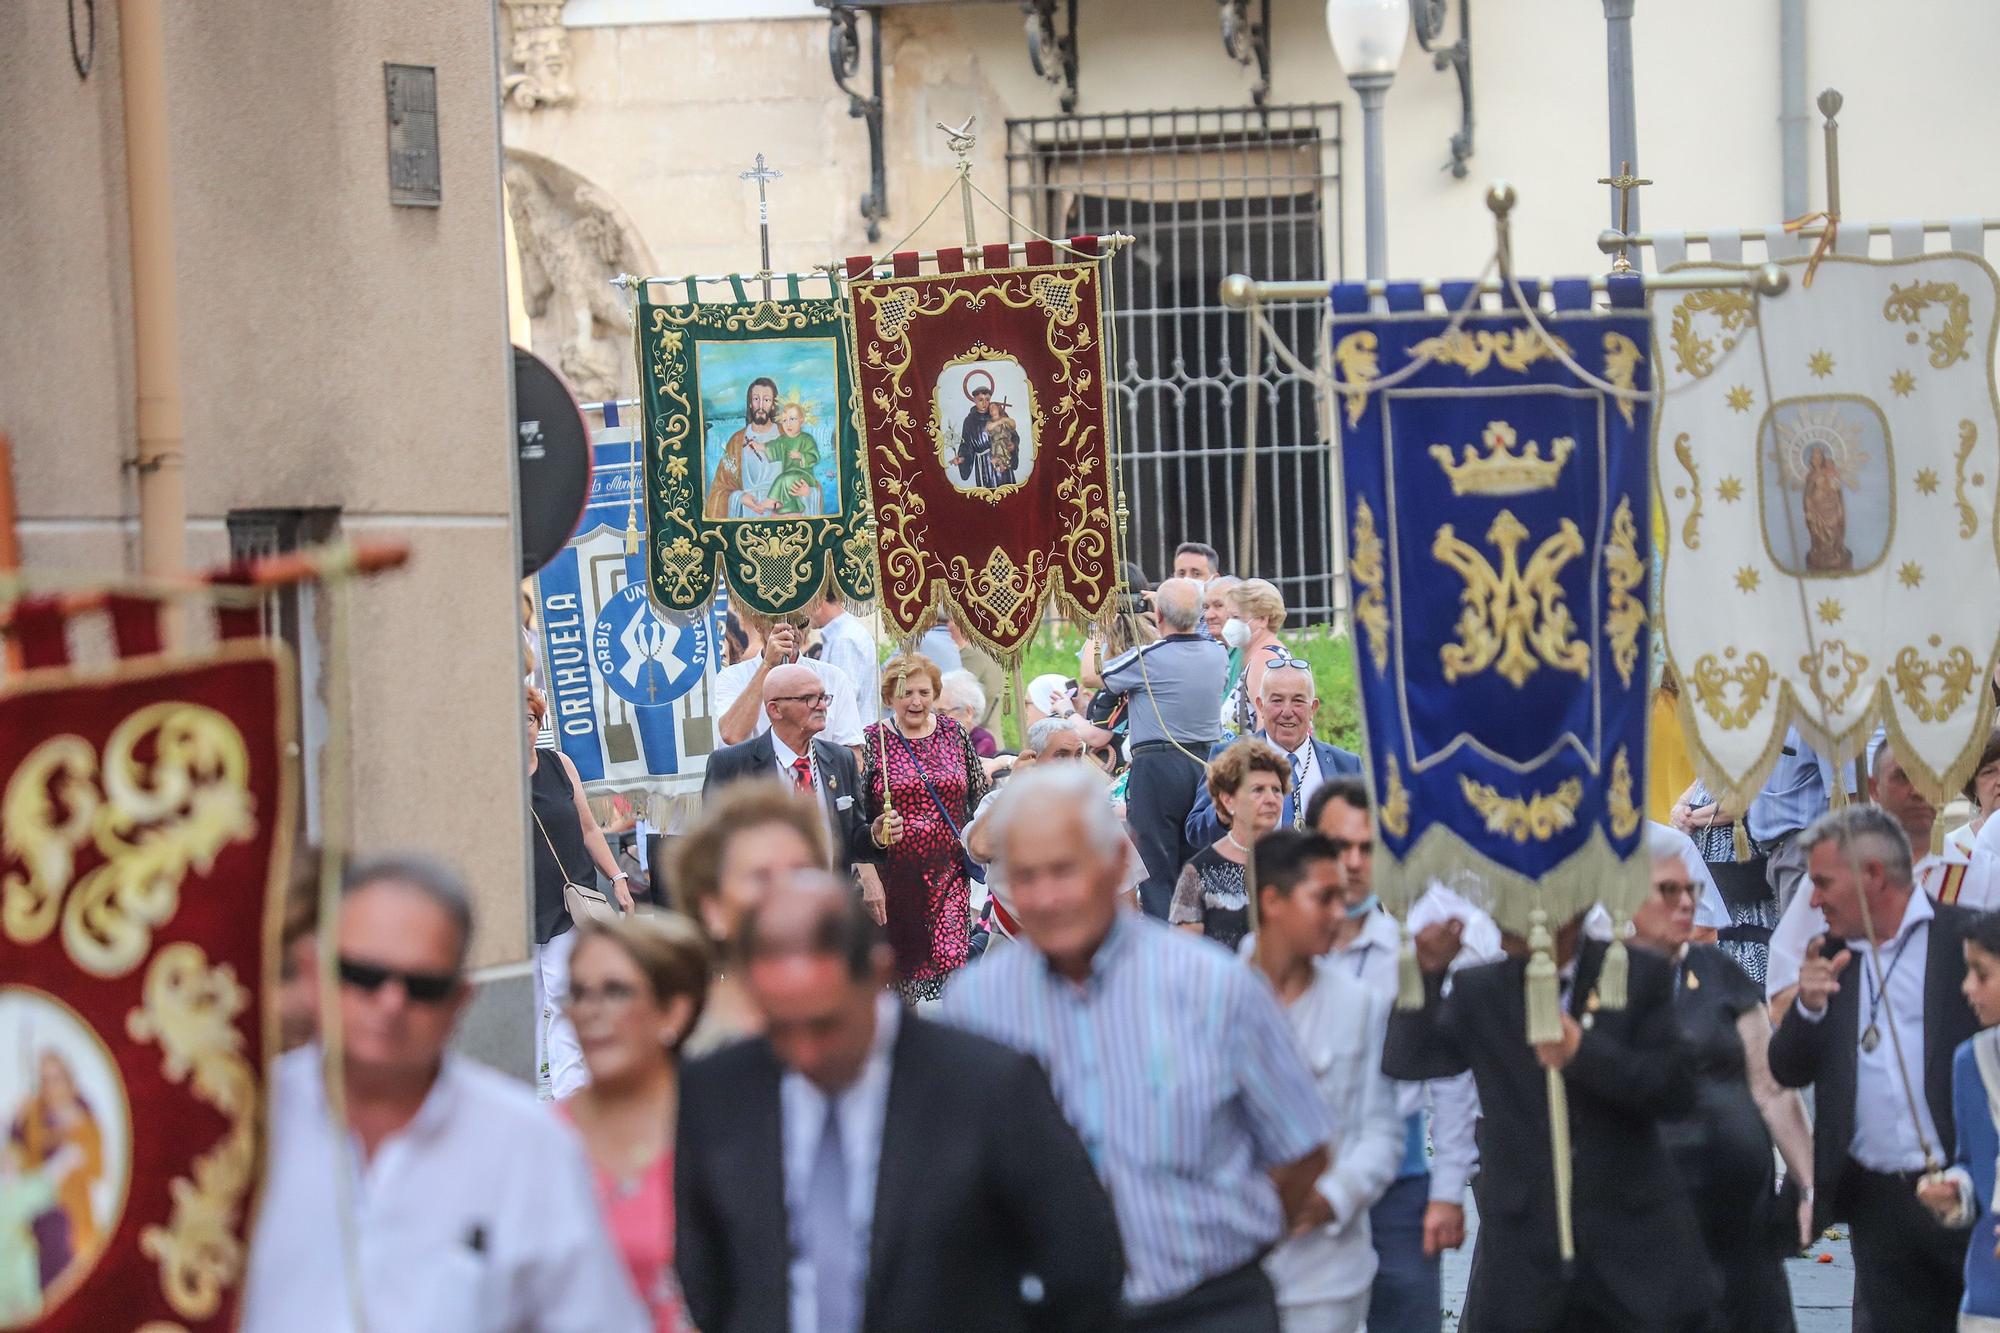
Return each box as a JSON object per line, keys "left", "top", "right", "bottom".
{"left": 242, "top": 856, "right": 647, "bottom": 1333}
{"left": 1183, "top": 660, "right": 1361, "bottom": 849}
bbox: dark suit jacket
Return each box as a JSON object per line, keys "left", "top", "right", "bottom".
{"left": 1183, "top": 732, "right": 1361, "bottom": 847}
{"left": 1384, "top": 941, "right": 1718, "bottom": 1330}
{"left": 702, "top": 731, "right": 880, "bottom": 868}
{"left": 674, "top": 1012, "right": 1125, "bottom": 1333}
{"left": 1767, "top": 900, "right": 1981, "bottom": 1232}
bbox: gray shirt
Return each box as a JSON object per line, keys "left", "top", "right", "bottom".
{"left": 1100, "top": 633, "right": 1229, "bottom": 748}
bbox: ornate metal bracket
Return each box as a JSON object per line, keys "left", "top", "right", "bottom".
{"left": 827, "top": 5, "right": 888, "bottom": 242}
{"left": 1022, "top": 0, "right": 1079, "bottom": 114}
{"left": 1414, "top": 0, "right": 1474, "bottom": 179}
{"left": 1217, "top": 0, "right": 1271, "bottom": 107}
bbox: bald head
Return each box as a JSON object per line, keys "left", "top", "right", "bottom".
{"left": 1154, "top": 577, "right": 1202, "bottom": 632}
{"left": 763, "top": 662, "right": 829, "bottom": 747}
{"left": 740, "top": 872, "right": 891, "bottom": 1093}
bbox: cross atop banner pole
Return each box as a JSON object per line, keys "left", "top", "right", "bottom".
{"left": 1597, "top": 161, "right": 1651, "bottom": 272}
{"left": 739, "top": 152, "right": 783, "bottom": 300}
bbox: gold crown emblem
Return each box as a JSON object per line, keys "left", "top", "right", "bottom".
{"left": 1430, "top": 422, "right": 1574, "bottom": 496}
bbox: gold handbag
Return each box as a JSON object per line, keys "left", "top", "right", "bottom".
{"left": 532, "top": 808, "right": 619, "bottom": 926}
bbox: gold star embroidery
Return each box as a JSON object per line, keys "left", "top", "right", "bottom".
{"left": 1816, "top": 598, "right": 1844, "bottom": 625}
{"left": 1717, "top": 476, "right": 1744, "bottom": 503}
{"left": 1899, "top": 561, "right": 1925, "bottom": 589}
{"left": 1726, "top": 385, "right": 1755, "bottom": 413}
{"left": 1735, "top": 567, "right": 1761, "bottom": 593}
{"left": 1891, "top": 369, "right": 1917, "bottom": 397}
{"left": 1916, "top": 468, "right": 1941, "bottom": 495}
{"left": 1809, "top": 350, "right": 1835, "bottom": 378}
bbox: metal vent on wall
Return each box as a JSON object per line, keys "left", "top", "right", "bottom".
{"left": 1008, "top": 104, "right": 1342, "bottom": 620}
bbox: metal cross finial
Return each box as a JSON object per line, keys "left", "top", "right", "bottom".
{"left": 739, "top": 153, "right": 783, "bottom": 299}
{"left": 935, "top": 117, "right": 981, "bottom": 251}
{"left": 937, "top": 115, "right": 978, "bottom": 160}
{"left": 1598, "top": 160, "right": 1651, "bottom": 272}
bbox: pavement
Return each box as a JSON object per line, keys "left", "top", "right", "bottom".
{"left": 1438, "top": 1198, "right": 1854, "bottom": 1330}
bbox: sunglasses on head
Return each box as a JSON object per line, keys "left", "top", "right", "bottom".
{"left": 338, "top": 956, "right": 460, "bottom": 1004}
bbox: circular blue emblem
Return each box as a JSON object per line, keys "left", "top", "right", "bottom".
{"left": 591, "top": 583, "right": 710, "bottom": 707}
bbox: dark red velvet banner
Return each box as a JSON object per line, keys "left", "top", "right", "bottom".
{"left": 847, "top": 248, "right": 1118, "bottom": 656}
{"left": 0, "top": 644, "right": 293, "bottom": 1332}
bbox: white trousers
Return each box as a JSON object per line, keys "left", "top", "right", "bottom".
{"left": 533, "top": 927, "right": 587, "bottom": 1099}
{"left": 1278, "top": 1293, "right": 1369, "bottom": 1333}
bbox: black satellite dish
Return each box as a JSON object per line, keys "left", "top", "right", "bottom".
{"left": 514, "top": 346, "right": 592, "bottom": 575}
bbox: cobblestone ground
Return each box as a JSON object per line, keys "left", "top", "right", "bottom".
{"left": 1440, "top": 1200, "right": 1855, "bottom": 1330}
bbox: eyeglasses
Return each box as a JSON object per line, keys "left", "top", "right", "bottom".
{"left": 1654, "top": 879, "right": 1700, "bottom": 902}
{"left": 561, "top": 979, "right": 643, "bottom": 1014}
{"left": 337, "top": 956, "right": 460, "bottom": 1004}
{"left": 1267, "top": 654, "right": 1313, "bottom": 673}
{"left": 769, "top": 692, "right": 834, "bottom": 707}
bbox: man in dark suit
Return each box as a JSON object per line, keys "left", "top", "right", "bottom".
{"left": 704, "top": 662, "right": 882, "bottom": 882}
{"left": 1387, "top": 909, "right": 1718, "bottom": 1331}
{"left": 675, "top": 874, "right": 1125, "bottom": 1333}
{"left": 1771, "top": 804, "right": 1980, "bottom": 1328}
{"left": 1184, "top": 660, "right": 1360, "bottom": 847}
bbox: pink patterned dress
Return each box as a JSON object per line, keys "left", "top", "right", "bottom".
{"left": 863, "top": 713, "right": 990, "bottom": 1000}
{"left": 556, "top": 1105, "right": 691, "bottom": 1333}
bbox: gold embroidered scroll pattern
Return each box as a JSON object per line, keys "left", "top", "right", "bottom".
{"left": 735, "top": 524, "right": 817, "bottom": 607}
{"left": 1380, "top": 756, "right": 1411, "bottom": 838}
{"left": 1955, "top": 419, "right": 1983, "bottom": 540}
{"left": 1409, "top": 328, "right": 1570, "bottom": 375}
{"left": 948, "top": 546, "right": 1047, "bottom": 644}
{"left": 1433, "top": 511, "right": 1590, "bottom": 688}
{"left": 3, "top": 704, "right": 256, "bottom": 978}
{"left": 1690, "top": 649, "right": 1772, "bottom": 731}
{"left": 1799, "top": 640, "right": 1869, "bottom": 716}
{"left": 1459, "top": 775, "right": 1584, "bottom": 843}
{"left": 1349, "top": 496, "right": 1391, "bottom": 672}
{"left": 1883, "top": 280, "right": 1973, "bottom": 370}
{"left": 128, "top": 942, "right": 257, "bottom": 1321}
{"left": 1671, "top": 433, "right": 1703, "bottom": 550}
{"left": 1894, "top": 637, "right": 1978, "bottom": 723}
{"left": 1332, "top": 330, "right": 1380, "bottom": 428}
{"left": 1431, "top": 421, "right": 1573, "bottom": 497}
{"left": 1668, "top": 290, "right": 1755, "bottom": 380}
{"left": 1603, "top": 496, "right": 1646, "bottom": 688}
{"left": 1608, "top": 747, "right": 1640, "bottom": 838}
{"left": 1602, "top": 333, "right": 1643, "bottom": 429}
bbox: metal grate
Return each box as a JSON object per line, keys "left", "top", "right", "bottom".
{"left": 385, "top": 63, "right": 442, "bottom": 207}
{"left": 1007, "top": 104, "right": 1342, "bottom": 620}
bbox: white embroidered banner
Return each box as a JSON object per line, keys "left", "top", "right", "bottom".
{"left": 1654, "top": 253, "right": 2000, "bottom": 808}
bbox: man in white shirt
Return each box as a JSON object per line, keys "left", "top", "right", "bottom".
{"left": 1308, "top": 779, "right": 1485, "bottom": 1333}
{"left": 713, "top": 618, "right": 864, "bottom": 748}
{"left": 242, "top": 856, "right": 646, "bottom": 1333}
{"left": 1246, "top": 829, "right": 1407, "bottom": 1333}
{"left": 810, "top": 592, "right": 880, "bottom": 727}
{"left": 1769, "top": 805, "right": 1981, "bottom": 1330}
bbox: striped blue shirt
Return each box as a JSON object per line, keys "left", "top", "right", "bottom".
{"left": 1746, "top": 726, "right": 1839, "bottom": 843}
{"left": 939, "top": 912, "right": 1330, "bottom": 1305}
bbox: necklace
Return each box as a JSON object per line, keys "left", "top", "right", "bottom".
{"left": 1223, "top": 830, "right": 1252, "bottom": 854}
{"left": 1860, "top": 921, "right": 1925, "bottom": 1054}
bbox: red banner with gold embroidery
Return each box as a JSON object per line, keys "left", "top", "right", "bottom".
{"left": 846, "top": 240, "right": 1118, "bottom": 657}
{"left": 1, "top": 644, "right": 292, "bottom": 1332}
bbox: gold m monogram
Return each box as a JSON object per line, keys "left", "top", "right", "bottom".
{"left": 1432, "top": 510, "right": 1590, "bottom": 687}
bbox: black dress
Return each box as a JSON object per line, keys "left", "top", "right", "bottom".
{"left": 529, "top": 749, "right": 590, "bottom": 946}
{"left": 1167, "top": 844, "right": 1249, "bottom": 953}
{"left": 1658, "top": 944, "right": 1797, "bottom": 1333}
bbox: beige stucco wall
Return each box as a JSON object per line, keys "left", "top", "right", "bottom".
{"left": 507, "top": 0, "right": 2000, "bottom": 285}
{"left": 1, "top": 2, "right": 530, "bottom": 968}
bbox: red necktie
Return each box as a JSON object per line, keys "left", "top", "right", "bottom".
{"left": 791, "top": 755, "right": 812, "bottom": 793}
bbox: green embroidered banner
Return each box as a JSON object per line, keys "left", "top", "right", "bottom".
{"left": 639, "top": 276, "right": 874, "bottom": 617}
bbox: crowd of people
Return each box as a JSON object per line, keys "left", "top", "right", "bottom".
{"left": 248, "top": 543, "right": 2000, "bottom": 1332}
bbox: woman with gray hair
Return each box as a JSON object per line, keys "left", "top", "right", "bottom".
{"left": 938, "top": 668, "right": 998, "bottom": 758}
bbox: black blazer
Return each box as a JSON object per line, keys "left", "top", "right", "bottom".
{"left": 674, "top": 1012, "right": 1125, "bottom": 1333}
{"left": 1384, "top": 941, "right": 1719, "bottom": 1330}
{"left": 1767, "top": 900, "right": 1981, "bottom": 1232}
{"left": 702, "top": 731, "right": 880, "bottom": 868}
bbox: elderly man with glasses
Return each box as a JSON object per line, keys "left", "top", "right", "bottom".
{"left": 1184, "top": 659, "right": 1361, "bottom": 849}
{"left": 242, "top": 856, "right": 648, "bottom": 1333}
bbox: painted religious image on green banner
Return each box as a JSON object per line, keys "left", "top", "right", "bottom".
{"left": 696, "top": 338, "right": 844, "bottom": 522}
{"left": 638, "top": 284, "right": 874, "bottom": 618}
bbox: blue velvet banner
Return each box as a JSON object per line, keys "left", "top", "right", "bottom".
{"left": 1333, "top": 282, "right": 1653, "bottom": 931}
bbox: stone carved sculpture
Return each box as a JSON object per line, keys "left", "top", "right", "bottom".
{"left": 506, "top": 150, "right": 657, "bottom": 402}
{"left": 501, "top": 0, "right": 576, "bottom": 111}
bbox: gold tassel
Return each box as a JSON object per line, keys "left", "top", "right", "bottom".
{"left": 1525, "top": 908, "right": 1561, "bottom": 1045}
{"left": 1933, "top": 818, "right": 1947, "bottom": 856}
{"left": 1733, "top": 821, "right": 1751, "bottom": 863}
{"left": 1597, "top": 915, "right": 1629, "bottom": 1011}
{"left": 624, "top": 513, "right": 641, "bottom": 556}
{"left": 1397, "top": 936, "right": 1424, "bottom": 1011}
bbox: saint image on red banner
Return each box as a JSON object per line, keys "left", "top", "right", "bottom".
{"left": 846, "top": 240, "right": 1120, "bottom": 657}
{"left": 0, "top": 644, "right": 292, "bottom": 1332}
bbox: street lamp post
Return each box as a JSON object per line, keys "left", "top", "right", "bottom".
{"left": 1325, "top": 0, "right": 1410, "bottom": 281}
